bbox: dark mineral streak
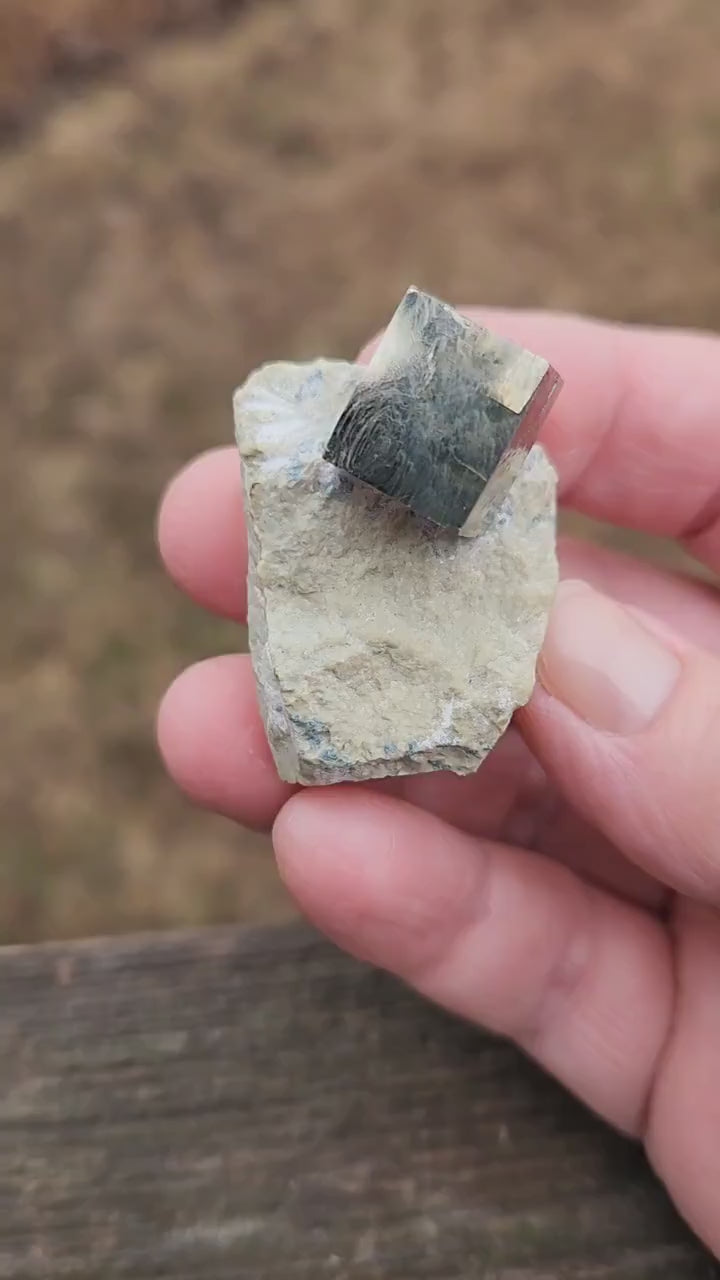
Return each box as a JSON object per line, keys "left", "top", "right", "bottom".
{"left": 324, "top": 288, "right": 562, "bottom": 535}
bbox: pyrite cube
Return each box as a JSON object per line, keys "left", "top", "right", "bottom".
{"left": 324, "top": 288, "right": 562, "bottom": 536}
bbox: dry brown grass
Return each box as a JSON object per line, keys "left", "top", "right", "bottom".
{"left": 1, "top": 0, "right": 719, "bottom": 941}
{"left": 0, "top": 0, "right": 250, "bottom": 124}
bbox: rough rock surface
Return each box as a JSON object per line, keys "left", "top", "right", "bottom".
{"left": 234, "top": 358, "right": 558, "bottom": 786}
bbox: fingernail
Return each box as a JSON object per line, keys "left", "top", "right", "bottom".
{"left": 538, "top": 580, "right": 681, "bottom": 734}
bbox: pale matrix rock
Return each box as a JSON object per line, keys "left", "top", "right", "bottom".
{"left": 234, "top": 358, "right": 558, "bottom": 786}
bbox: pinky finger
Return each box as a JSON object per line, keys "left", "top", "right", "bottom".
{"left": 274, "top": 788, "right": 674, "bottom": 1137}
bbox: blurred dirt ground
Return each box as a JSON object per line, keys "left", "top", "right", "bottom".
{"left": 1, "top": 0, "right": 719, "bottom": 941}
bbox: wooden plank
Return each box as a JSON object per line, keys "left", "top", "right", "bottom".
{"left": 0, "top": 923, "right": 715, "bottom": 1279}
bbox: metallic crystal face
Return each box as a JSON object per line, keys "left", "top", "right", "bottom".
{"left": 323, "top": 287, "right": 563, "bottom": 535}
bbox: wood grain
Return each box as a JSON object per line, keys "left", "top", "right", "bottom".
{"left": 0, "top": 923, "right": 716, "bottom": 1278}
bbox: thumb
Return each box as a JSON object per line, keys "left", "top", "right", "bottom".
{"left": 518, "top": 579, "right": 720, "bottom": 903}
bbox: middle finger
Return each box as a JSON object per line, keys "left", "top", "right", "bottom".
{"left": 156, "top": 650, "right": 664, "bottom": 910}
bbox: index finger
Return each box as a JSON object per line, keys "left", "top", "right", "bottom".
{"left": 363, "top": 310, "right": 720, "bottom": 572}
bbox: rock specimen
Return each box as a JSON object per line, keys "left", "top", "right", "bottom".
{"left": 324, "top": 288, "right": 562, "bottom": 537}
{"left": 234, "top": 357, "right": 558, "bottom": 786}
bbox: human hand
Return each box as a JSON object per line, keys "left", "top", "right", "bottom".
{"left": 156, "top": 311, "right": 720, "bottom": 1257}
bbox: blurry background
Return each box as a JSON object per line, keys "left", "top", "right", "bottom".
{"left": 0, "top": 0, "right": 718, "bottom": 942}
